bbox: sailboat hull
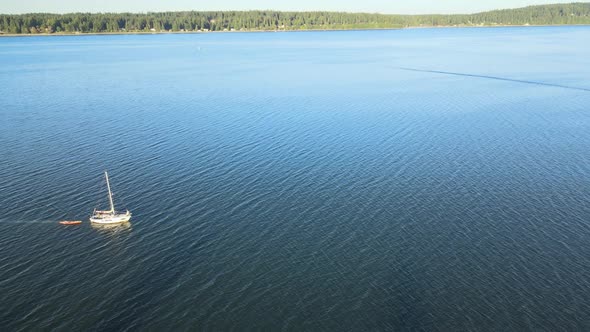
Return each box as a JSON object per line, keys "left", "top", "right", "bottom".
{"left": 90, "top": 213, "right": 131, "bottom": 224}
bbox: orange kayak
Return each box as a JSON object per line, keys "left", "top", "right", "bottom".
{"left": 59, "top": 220, "right": 82, "bottom": 225}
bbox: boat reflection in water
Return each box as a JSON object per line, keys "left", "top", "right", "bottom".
{"left": 90, "top": 220, "right": 132, "bottom": 233}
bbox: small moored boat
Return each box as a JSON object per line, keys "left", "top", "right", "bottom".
{"left": 90, "top": 171, "right": 131, "bottom": 224}
{"left": 59, "top": 220, "right": 82, "bottom": 225}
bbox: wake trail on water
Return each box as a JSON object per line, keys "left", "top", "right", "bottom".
{"left": 395, "top": 67, "right": 590, "bottom": 93}
{"left": 0, "top": 219, "right": 60, "bottom": 224}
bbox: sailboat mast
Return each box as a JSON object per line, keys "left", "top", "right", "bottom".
{"left": 105, "top": 171, "right": 115, "bottom": 213}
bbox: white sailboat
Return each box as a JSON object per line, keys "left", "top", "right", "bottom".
{"left": 90, "top": 171, "right": 131, "bottom": 224}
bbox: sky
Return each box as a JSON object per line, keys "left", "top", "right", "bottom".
{"left": 0, "top": 0, "right": 580, "bottom": 15}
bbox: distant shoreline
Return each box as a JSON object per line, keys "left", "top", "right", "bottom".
{"left": 3, "top": 4, "right": 589, "bottom": 37}
{"left": 1, "top": 24, "right": 589, "bottom": 37}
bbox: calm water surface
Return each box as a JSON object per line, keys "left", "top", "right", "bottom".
{"left": 1, "top": 27, "right": 590, "bottom": 330}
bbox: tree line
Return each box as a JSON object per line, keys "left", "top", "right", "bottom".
{"left": 1, "top": 3, "right": 589, "bottom": 34}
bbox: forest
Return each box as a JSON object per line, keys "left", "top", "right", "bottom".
{"left": 1, "top": 3, "right": 589, "bottom": 34}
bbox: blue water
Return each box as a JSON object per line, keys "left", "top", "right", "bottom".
{"left": 1, "top": 27, "right": 590, "bottom": 330}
